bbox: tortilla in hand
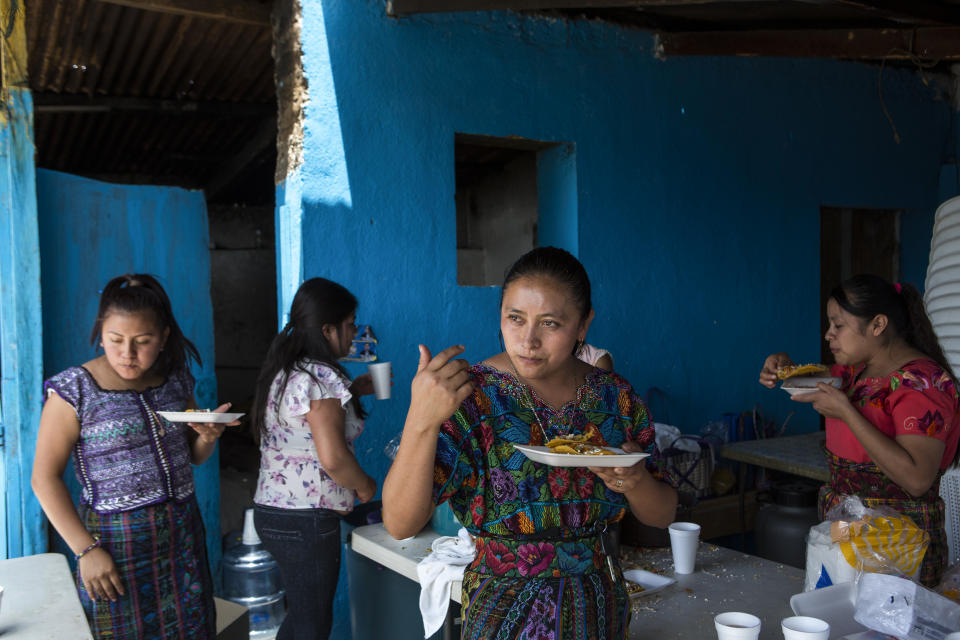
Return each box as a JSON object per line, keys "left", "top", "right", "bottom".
{"left": 776, "top": 363, "right": 828, "bottom": 380}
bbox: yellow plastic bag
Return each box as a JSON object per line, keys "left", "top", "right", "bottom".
{"left": 828, "top": 496, "right": 929, "bottom": 581}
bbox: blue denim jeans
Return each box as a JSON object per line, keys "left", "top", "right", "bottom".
{"left": 254, "top": 505, "right": 342, "bottom": 640}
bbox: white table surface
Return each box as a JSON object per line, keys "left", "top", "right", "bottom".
{"left": 351, "top": 524, "right": 816, "bottom": 638}
{"left": 351, "top": 523, "right": 463, "bottom": 604}
{"left": 0, "top": 552, "right": 93, "bottom": 639}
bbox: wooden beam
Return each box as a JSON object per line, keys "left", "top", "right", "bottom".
{"left": 387, "top": 0, "right": 662, "bottom": 14}
{"left": 33, "top": 93, "right": 273, "bottom": 116}
{"left": 95, "top": 0, "right": 270, "bottom": 27}
{"left": 657, "top": 26, "right": 960, "bottom": 60}
{"left": 205, "top": 117, "right": 275, "bottom": 201}
{"left": 837, "top": 0, "right": 960, "bottom": 27}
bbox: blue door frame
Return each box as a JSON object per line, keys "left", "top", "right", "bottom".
{"left": 1, "top": 0, "right": 45, "bottom": 559}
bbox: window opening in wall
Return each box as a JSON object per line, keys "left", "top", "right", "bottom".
{"left": 455, "top": 133, "right": 570, "bottom": 286}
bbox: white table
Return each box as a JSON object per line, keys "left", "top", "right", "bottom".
{"left": 351, "top": 524, "right": 810, "bottom": 639}
{"left": 0, "top": 553, "right": 92, "bottom": 639}
{"left": 351, "top": 523, "right": 463, "bottom": 604}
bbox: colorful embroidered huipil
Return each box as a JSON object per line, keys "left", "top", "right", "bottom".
{"left": 433, "top": 365, "right": 668, "bottom": 640}
{"left": 44, "top": 366, "right": 196, "bottom": 512}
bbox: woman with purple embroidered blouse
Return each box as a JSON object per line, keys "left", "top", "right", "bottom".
{"left": 251, "top": 277, "right": 378, "bottom": 640}
{"left": 31, "top": 274, "right": 238, "bottom": 639}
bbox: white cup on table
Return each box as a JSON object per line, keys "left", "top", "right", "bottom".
{"left": 668, "top": 521, "right": 701, "bottom": 574}
{"left": 780, "top": 615, "right": 829, "bottom": 639}
{"left": 715, "top": 612, "right": 761, "bottom": 639}
{"left": 368, "top": 362, "right": 391, "bottom": 400}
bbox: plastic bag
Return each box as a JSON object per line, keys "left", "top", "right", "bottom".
{"left": 384, "top": 432, "right": 402, "bottom": 460}
{"left": 805, "top": 495, "right": 929, "bottom": 591}
{"left": 855, "top": 572, "right": 960, "bottom": 639}
{"left": 937, "top": 563, "right": 960, "bottom": 604}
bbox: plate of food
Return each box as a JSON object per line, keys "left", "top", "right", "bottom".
{"left": 156, "top": 411, "right": 245, "bottom": 423}
{"left": 780, "top": 377, "right": 842, "bottom": 396}
{"left": 776, "top": 363, "right": 840, "bottom": 396}
{"left": 622, "top": 569, "right": 675, "bottom": 598}
{"left": 513, "top": 443, "right": 649, "bottom": 468}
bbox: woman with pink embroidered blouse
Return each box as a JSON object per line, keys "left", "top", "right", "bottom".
{"left": 759, "top": 274, "right": 960, "bottom": 586}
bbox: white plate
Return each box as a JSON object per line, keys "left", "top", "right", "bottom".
{"left": 781, "top": 377, "right": 841, "bottom": 396}
{"left": 513, "top": 444, "right": 649, "bottom": 467}
{"left": 156, "top": 411, "right": 245, "bottom": 423}
{"left": 622, "top": 568, "right": 675, "bottom": 598}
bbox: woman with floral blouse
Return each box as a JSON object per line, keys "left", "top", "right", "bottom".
{"left": 251, "top": 278, "right": 377, "bottom": 640}
{"left": 760, "top": 274, "right": 960, "bottom": 587}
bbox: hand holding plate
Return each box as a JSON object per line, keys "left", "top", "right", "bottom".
{"left": 188, "top": 402, "right": 240, "bottom": 442}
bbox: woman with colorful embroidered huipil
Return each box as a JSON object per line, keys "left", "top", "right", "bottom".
{"left": 382, "top": 247, "right": 678, "bottom": 640}
{"left": 32, "top": 274, "right": 236, "bottom": 639}
{"left": 759, "top": 274, "right": 960, "bottom": 587}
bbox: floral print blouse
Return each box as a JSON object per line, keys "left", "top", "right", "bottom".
{"left": 254, "top": 360, "right": 363, "bottom": 511}
{"left": 827, "top": 358, "right": 960, "bottom": 467}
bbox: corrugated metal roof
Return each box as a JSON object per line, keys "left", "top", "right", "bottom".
{"left": 27, "top": 0, "right": 275, "bottom": 204}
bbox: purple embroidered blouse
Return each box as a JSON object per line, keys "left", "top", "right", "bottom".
{"left": 44, "top": 366, "right": 197, "bottom": 513}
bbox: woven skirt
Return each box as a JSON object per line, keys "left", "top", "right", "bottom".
{"left": 77, "top": 497, "right": 216, "bottom": 639}
{"left": 460, "top": 533, "right": 629, "bottom": 640}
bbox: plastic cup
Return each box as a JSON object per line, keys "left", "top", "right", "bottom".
{"left": 368, "top": 362, "right": 391, "bottom": 400}
{"left": 668, "top": 521, "right": 701, "bottom": 574}
{"left": 714, "top": 612, "right": 761, "bottom": 639}
{"left": 781, "top": 616, "right": 829, "bottom": 639}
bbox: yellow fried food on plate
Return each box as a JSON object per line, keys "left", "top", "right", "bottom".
{"left": 776, "top": 363, "right": 828, "bottom": 380}
{"left": 549, "top": 442, "right": 615, "bottom": 456}
{"left": 544, "top": 433, "right": 591, "bottom": 448}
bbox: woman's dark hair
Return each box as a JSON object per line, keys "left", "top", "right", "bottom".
{"left": 501, "top": 247, "right": 592, "bottom": 321}
{"left": 830, "top": 274, "right": 956, "bottom": 381}
{"left": 90, "top": 274, "right": 200, "bottom": 377}
{"left": 251, "top": 278, "right": 364, "bottom": 443}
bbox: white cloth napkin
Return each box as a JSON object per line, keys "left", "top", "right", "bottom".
{"left": 416, "top": 527, "right": 475, "bottom": 638}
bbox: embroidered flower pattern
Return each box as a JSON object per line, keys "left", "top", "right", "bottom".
{"left": 483, "top": 540, "right": 517, "bottom": 575}
{"left": 516, "top": 542, "right": 555, "bottom": 576}
{"left": 490, "top": 468, "right": 518, "bottom": 502}
{"left": 548, "top": 468, "right": 571, "bottom": 498}
{"left": 556, "top": 542, "right": 594, "bottom": 574}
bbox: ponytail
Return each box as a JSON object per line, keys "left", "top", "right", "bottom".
{"left": 898, "top": 283, "right": 957, "bottom": 383}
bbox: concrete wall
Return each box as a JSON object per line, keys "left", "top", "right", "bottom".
{"left": 36, "top": 169, "right": 223, "bottom": 584}
{"left": 284, "top": 2, "right": 957, "bottom": 636}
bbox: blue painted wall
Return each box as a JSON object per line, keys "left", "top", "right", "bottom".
{"left": 285, "top": 3, "right": 957, "bottom": 636}
{"left": 0, "top": 85, "right": 45, "bottom": 559}
{"left": 36, "top": 169, "right": 223, "bottom": 584}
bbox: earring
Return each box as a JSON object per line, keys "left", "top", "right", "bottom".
{"left": 575, "top": 340, "right": 584, "bottom": 356}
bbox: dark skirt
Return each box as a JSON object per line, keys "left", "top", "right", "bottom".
{"left": 78, "top": 497, "right": 216, "bottom": 639}
{"left": 820, "top": 450, "right": 948, "bottom": 588}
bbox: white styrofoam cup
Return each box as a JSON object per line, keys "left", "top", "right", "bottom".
{"left": 668, "top": 521, "right": 701, "bottom": 574}
{"left": 368, "top": 362, "right": 391, "bottom": 400}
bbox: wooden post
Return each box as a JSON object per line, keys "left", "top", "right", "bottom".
{"left": 0, "top": 0, "right": 45, "bottom": 559}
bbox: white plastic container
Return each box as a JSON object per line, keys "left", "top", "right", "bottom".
{"left": 790, "top": 582, "right": 867, "bottom": 638}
